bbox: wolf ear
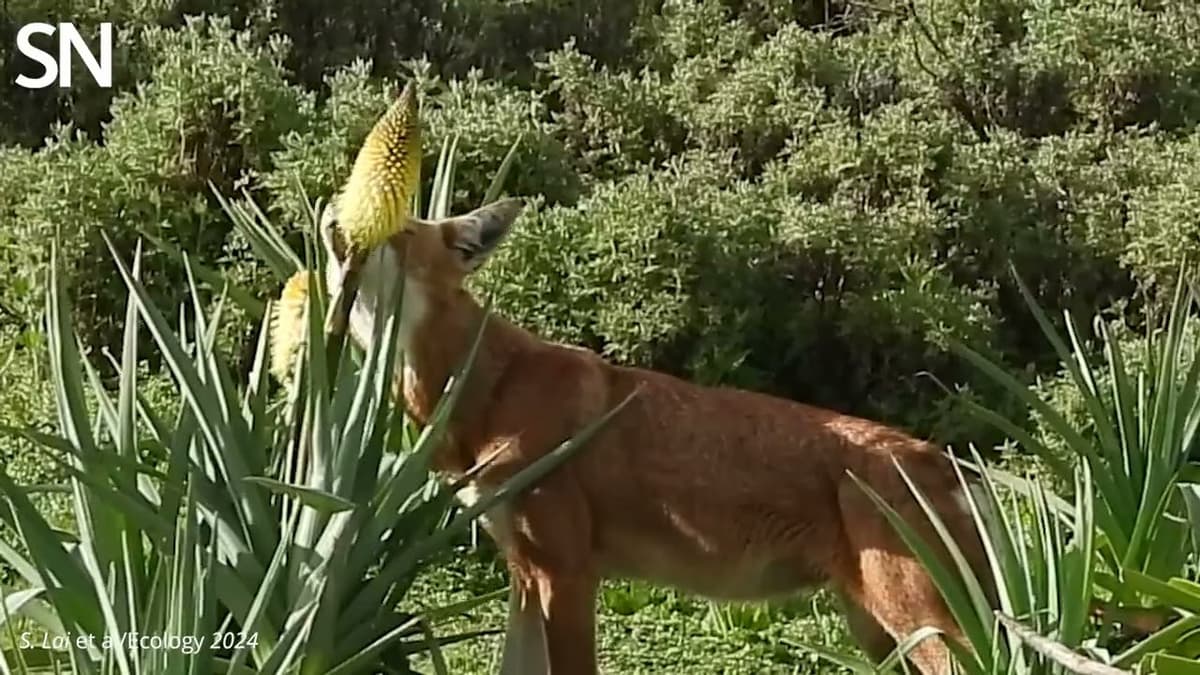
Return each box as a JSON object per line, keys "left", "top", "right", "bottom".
{"left": 443, "top": 198, "right": 525, "bottom": 272}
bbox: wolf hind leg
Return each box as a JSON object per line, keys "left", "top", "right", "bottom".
{"left": 830, "top": 476, "right": 965, "bottom": 675}
{"left": 835, "top": 590, "right": 897, "bottom": 664}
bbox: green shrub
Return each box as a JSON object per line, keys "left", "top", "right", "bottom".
{"left": 5, "top": 16, "right": 312, "bottom": 359}
{"left": 258, "top": 60, "right": 394, "bottom": 236}
{"left": 541, "top": 45, "right": 688, "bottom": 182}
{"left": 0, "top": 0, "right": 167, "bottom": 147}
{"left": 263, "top": 63, "right": 579, "bottom": 231}
{"left": 4, "top": 0, "right": 1200, "bottom": 472}
{"left": 0, "top": 330, "right": 66, "bottom": 533}
{"left": 676, "top": 24, "right": 836, "bottom": 174}
{"left": 0, "top": 146, "right": 618, "bottom": 672}
{"left": 1020, "top": 1, "right": 1200, "bottom": 132}
{"left": 936, "top": 128, "right": 1137, "bottom": 361}
{"left": 1122, "top": 133, "right": 1200, "bottom": 293}
{"left": 0, "top": 145, "right": 50, "bottom": 324}
{"left": 1030, "top": 310, "right": 1200, "bottom": 474}
{"left": 483, "top": 148, "right": 1004, "bottom": 446}
{"left": 267, "top": 0, "right": 658, "bottom": 90}
{"left": 891, "top": 0, "right": 1200, "bottom": 137}
{"left": 422, "top": 71, "right": 580, "bottom": 209}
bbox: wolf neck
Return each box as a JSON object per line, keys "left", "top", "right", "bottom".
{"left": 394, "top": 278, "right": 530, "bottom": 431}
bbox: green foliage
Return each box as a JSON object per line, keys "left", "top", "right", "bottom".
{"left": 0, "top": 0, "right": 171, "bottom": 146}
{"left": 933, "top": 269, "right": 1200, "bottom": 672}
{"left": 541, "top": 44, "right": 688, "bottom": 181}
{"left": 1029, "top": 309, "right": 1200, "bottom": 487}
{"left": 258, "top": 60, "right": 395, "bottom": 235}
{"left": 5, "top": 0, "right": 1200, "bottom": 503}
{"left": 787, "top": 268, "right": 1200, "bottom": 673}
{"left": 892, "top": 0, "right": 1200, "bottom": 136}
{"left": 4, "top": 2, "right": 1200, "bottom": 671}
{"left": 2, "top": 15, "right": 313, "bottom": 359}
{"left": 1121, "top": 134, "right": 1200, "bottom": 292}
{"left": 262, "top": 62, "right": 577, "bottom": 234}
{"left": 0, "top": 145, "right": 49, "bottom": 324}
{"left": 0, "top": 329, "right": 65, "bottom": 537}
{"left": 421, "top": 72, "right": 580, "bottom": 209}
{"left": 482, "top": 134, "right": 1004, "bottom": 444}
{"left": 0, "top": 145, "right": 624, "bottom": 671}
{"left": 1019, "top": 1, "right": 1200, "bottom": 132}
{"left": 959, "top": 273, "right": 1200, "bottom": 583}
{"left": 796, "top": 453, "right": 1105, "bottom": 674}
{"left": 265, "top": 0, "right": 658, "bottom": 89}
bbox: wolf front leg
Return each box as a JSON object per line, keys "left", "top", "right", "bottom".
{"left": 534, "top": 569, "right": 598, "bottom": 675}
{"left": 498, "top": 580, "right": 549, "bottom": 675}
{"left": 503, "top": 477, "right": 600, "bottom": 675}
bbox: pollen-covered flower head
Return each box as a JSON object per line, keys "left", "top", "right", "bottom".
{"left": 270, "top": 270, "right": 311, "bottom": 384}
{"left": 335, "top": 80, "right": 422, "bottom": 253}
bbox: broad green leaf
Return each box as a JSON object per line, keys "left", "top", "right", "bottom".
{"left": 0, "top": 526, "right": 43, "bottom": 589}
{"left": 211, "top": 185, "right": 302, "bottom": 280}
{"left": 226, "top": 511, "right": 297, "bottom": 671}
{"left": 482, "top": 135, "right": 522, "bottom": 205}
{"left": 242, "top": 477, "right": 356, "bottom": 514}
{"left": 1123, "top": 570, "right": 1200, "bottom": 614}
{"left": 347, "top": 297, "right": 494, "bottom": 583}
{"left": 0, "top": 588, "right": 43, "bottom": 630}
{"left": 135, "top": 228, "right": 265, "bottom": 318}
{"left": 104, "top": 233, "right": 275, "bottom": 557}
{"left": 76, "top": 542, "right": 133, "bottom": 675}
{"left": 1144, "top": 653, "right": 1200, "bottom": 675}
{"left": 1182, "top": 483, "right": 1200, "bottom": 550}
{"left": 0, "top": 470, "right": 103, "bottom": 638}
{"left": 428, "top": 135, "right": 459, "bottom": 220}
{"left": 420, "top": 618, "right": 449, "bottom": 675}
{"left": 324, "top": 613, "right": 424, "bottom": 675}
{"left": 781, "top": 639, "right": 876, "bottom": 674}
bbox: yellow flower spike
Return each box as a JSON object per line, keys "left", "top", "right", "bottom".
{"left": 270, "top": 270, "right": 310, "bottom": 384}
{"left": 336, "top": 79, "right": 423, "bottom": 253}
{"left": 324, "top": 79, "right": 423, "bottom": 361}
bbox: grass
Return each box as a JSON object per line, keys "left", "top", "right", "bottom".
{"left": 402, "top": 546, "right": 856, "bottom": 674}
{"left": 1, "top": 542, "right": 858, "bottom": 673}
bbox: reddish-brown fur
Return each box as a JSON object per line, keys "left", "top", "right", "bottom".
{"left": 321, "top": 199, "right": 990, "bottom": 674}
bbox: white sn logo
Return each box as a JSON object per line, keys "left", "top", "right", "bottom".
{"left": 15, "top": 22, "right": 113, "bottom": 90}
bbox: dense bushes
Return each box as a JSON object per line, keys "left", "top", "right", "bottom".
{"left": 482, "top": 144, "right": 1003, "bottom": 441}
{"left": 2, "top": 17, "right": 310, "bottom": 356}
{"left": 3, "top": 0, "right": 1200, "bottom": 454}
